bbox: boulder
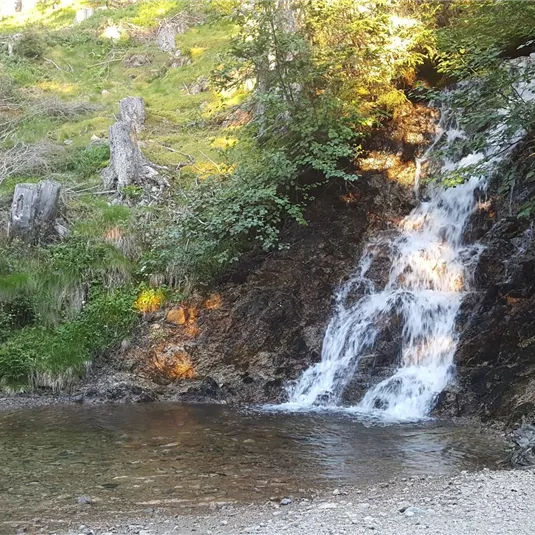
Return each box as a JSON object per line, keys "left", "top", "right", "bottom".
{"left": 189, "top": 76, "right": 209, "bottom": 95}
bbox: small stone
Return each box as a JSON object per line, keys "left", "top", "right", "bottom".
{"left": 166, "top": 306, "right": 187, "bottom": 325}
{"left": 77, "top": 496, "right": 92, "bottom": 505}
{"left": 102, "top": 89, "right": 110, "bottom": 96}
{"left": 64, "top": 139, "right": 73, "bottom": 145}
{"left": 318, "top": 502, "right": 337, "bottom": 509}
{"left": 404, "top": 506, "right": 426, "bottom": 517}
{"left": 333, "top": 488, "right": 348, "bottom": 496}
{"left": 280, "top": 498, "right": 292, "bottom": 506}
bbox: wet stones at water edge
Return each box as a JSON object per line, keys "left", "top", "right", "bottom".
{"left": 506, "top": 424, "right": 535, "bottom": 466}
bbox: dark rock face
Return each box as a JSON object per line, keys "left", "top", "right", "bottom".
{"left": 187, "top": 188, "right": 372, "bottom": 403}
{"left": 451, "top": 216, "right": 535, "bottom": 422}
{"left": 439, "top": 144, "right": 535, "bottom": 424}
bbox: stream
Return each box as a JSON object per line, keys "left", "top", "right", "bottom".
{"left": 1, "top": 403, "right": 503, "bottom": 527}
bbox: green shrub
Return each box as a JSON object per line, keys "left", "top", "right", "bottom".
{"left": 0, "top": 287, "right": 138, "bottom": 389}
{"left": 67, "top": 144, "right": 110, "bottom": 179}
{"left": 13, "top": 31, "right": 46, "bottom": 59}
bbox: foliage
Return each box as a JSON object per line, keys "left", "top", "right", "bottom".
{"left": 0, "top": 236, "right": 132, "bottom": 326}
{"left": 435, "top": 1, "right": 535, "bottom": 79}
{"left": 431, "top": 0, "right": 535, "bottom": 206}
{"left": 12, "top": 30, "right": 46, "bottom": 59}
{"left": 135, "top": 286, "right": 166, "bottom": 313}
{"left": 151, "top": 0, "right": 434, "bottom": 285}
{"left": 0, "top": 286, "right": 138, "bottom": 389}
{"left": 65, "top": 144, "right": 110, "bottom": 179}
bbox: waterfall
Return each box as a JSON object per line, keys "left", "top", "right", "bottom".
{"left": 279, "top": 55, "right": 535, "bottom": 420}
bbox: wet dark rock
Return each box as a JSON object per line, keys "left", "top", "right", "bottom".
{"left": 433, "top": 386, "right": 465, "bottom": 417}
{"left": 505, "top": 424, "right": 535, "bottom": 466}
{"left": 454, "top": 212, "right": 535, "bottom": 421}
{"left": 440, "top": 135, "right": 535, "bottom": 425}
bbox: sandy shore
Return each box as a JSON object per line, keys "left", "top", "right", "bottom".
{"left": 15, "top": 467, "right": 530, "bottom": 535}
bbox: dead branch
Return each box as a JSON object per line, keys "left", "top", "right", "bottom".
{"left": 0, "top": 141, "right": 64, "bottom": 184}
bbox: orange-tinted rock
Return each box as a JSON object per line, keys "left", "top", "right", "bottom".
{"left": 166, "top": 307, "right": 187, "bottom": 325}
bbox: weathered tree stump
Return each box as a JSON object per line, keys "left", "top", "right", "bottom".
{"left": 102, "top": 121, "right": 147, "bottom": 190}
{"left": 101, "top": 121, "right": 165, "bottom": 195}
{"left": 74, "top": 7, "right": 94, "bottom": 24}
{"left": 9, "top": 180, "right": 63, "bottom": 241}
{"left": 156, "top": 23, "right": 179, "bottom": 53}
{"left": 119, "top": 96, "right": 146, "bottom": 134}
{"left": 102, "top": 97, "right": 169, "bottom": 197}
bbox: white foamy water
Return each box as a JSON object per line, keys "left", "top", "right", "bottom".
{"left": 279, "top": 55, "right": 535, "bottom": 420}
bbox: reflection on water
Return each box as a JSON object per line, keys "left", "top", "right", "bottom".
{"left": 0, "top": 404, "right": 503, "bottom": 525}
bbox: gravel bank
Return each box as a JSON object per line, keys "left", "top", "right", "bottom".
{"left": 38, "top": 468, "right": 535, "bottom": 535}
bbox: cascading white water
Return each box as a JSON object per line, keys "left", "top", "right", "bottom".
{"left": 280, "top": 54, "right": 535, "bottom": 421}
{"left": 285, "top": 173, "right": 484, "bottom": 420}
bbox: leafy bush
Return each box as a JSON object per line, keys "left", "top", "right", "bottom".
{"left": 148, "top": 0, "right": 430, "bottom": 285}
{"left": 135, "top": 286, "right": 166, "bottom": 313}
{"left": 13, "top": 31, "right": 46, "bottom": 59}
{"left": 67, "top": 144, "right": 110, "bottom": 179}
{"left": 0, "top": 237, "right": 132, "bottom": 326}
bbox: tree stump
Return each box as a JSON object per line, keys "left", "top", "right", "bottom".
{"left": 102, "top": 121, "right": 146, "bottom": 190}
{"left": 156, "top": 23, "right": 179, "bottom": 53}
{"left": 119, "top": 96, "right": 146, "bottom": 134}
{"left": 9, "top": 180, "right": 63, "bottom": 241}
{"left": 101, "top": 121, "right": 164, "bottom": 194}
{"left": 74, "top": 7, "right": 94, "bottom": 24}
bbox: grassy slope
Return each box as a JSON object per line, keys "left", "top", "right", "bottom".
{"left": 0, "top": 0, "right": 242, "bottom": 390}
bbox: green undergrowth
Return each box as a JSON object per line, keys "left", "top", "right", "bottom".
{"left": 0, "top": 286, "right": 138, "bottom": 390}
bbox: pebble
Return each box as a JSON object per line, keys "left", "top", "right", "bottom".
{"left": 77, "top": 496, "right": 92, "bottom": 505}
{"left": 280, "top": 498, "right": 292, "bottom": 506}
{"left": 318, "top": 502, "right": 338, "bottom": 509}
{"left": 404, "top": 506, "right": 426, "bottom": 517}
{"left": 333, "top": 488, "right": 348, "bottom": 496}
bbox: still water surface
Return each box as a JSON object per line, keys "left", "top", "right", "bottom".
{"left": 0, "top": 403, "right": 504, "bottom": 524}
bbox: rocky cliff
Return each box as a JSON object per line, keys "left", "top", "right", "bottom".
{"left": 446, "top": 140, "right": 535, "bottom": 424}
